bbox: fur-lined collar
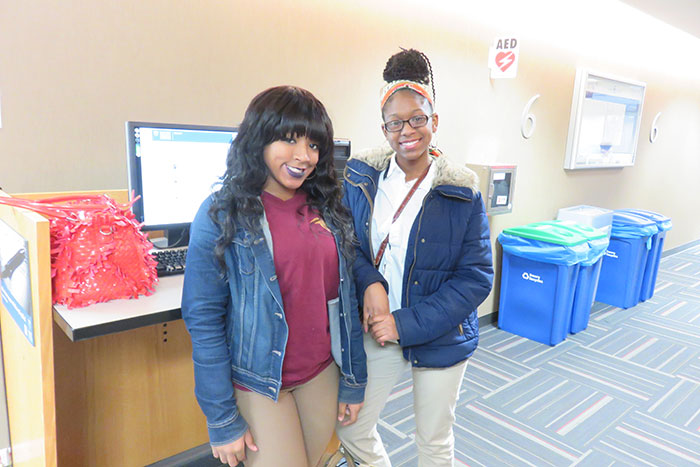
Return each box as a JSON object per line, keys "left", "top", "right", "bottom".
{"left": 349, "top": 144, "right": 479, "bottom": 191}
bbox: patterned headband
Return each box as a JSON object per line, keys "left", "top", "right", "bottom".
{"left": 380, "top": 80, "right": 434, "bottom": 109}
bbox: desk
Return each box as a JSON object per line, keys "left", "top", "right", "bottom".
{"left": 0, "top": 189, "right": 208, "bottom": 466}
{"left": 53, "top": 275, "right": 184, "bottom": 341}
{"left": 51, "top": 274, "right": 209, "bottom": 466}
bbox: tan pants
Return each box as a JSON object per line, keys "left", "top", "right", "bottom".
{"left": 336, "top": 333, "right": 468, "bottom": 467}
{"left": 234, "top": 363, "right": 339, "bottom": 467}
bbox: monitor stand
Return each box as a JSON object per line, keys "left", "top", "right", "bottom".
{"left": 151, "top": 227, "right": 190, "bottom": 249}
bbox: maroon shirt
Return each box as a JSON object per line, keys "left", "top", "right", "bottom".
{"left": 261, "top": 190, "right": 339, "bottom": 388}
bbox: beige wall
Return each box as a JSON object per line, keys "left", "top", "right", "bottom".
{"left": 2, "top": 0, "right": 699, "bottom": 315}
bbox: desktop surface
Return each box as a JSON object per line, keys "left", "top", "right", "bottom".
{"left": 53, "top": 275, "right": 184, "bottom": 341}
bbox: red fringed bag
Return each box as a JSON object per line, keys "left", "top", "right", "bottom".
{"left": 0, "top": 194, "right": 158, "bottom": 308}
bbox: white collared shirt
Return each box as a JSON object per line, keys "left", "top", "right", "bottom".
{"left": 371, "top": 157, "right": 435, "bottom": 312}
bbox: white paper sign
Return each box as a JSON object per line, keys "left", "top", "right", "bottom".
{"left": 488, "top": 37, "right": 519, "bottom": 79}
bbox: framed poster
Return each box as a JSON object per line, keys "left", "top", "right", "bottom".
{"left": 564, "top": 69, "right": 646, "bottom": 170}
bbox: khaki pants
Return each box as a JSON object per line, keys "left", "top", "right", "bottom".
{"left": 336, "top": 333, "right": 468, "bottom": 467}
{"left": 234, "top": 363, "right": 339, "bottom": 467}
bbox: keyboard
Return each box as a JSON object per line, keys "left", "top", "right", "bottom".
{"left": 152, "top": 246, "right": 188, "bottom": 277}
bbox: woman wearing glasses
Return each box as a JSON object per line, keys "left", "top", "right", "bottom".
{"left": 338, "top": 49, "right": 493, "bottom": 466}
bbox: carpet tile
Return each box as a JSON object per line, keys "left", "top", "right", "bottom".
{"left": 361, "top": 243, "right": 700, "bottom": 466}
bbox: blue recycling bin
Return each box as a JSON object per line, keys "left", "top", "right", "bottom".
{"left": 530, "top": 220, "right": 609, "bottom": 333}
{"left": 570, "top": 236, "right": 608, "bottom": 332}
{"left": 595, "top": 212, "right": 658, "bottom": 309}
{"left": 498, "top": 224, "right": 589, "bottom": 345}
{"left": 617, "top": 209, "right": 672, "bottom": 302}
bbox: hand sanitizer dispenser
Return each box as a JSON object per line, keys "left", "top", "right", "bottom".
{"left": 465, "top": 163, "right": 516, "bottom": 215}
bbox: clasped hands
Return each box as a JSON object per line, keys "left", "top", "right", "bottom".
{"left": 363, "top": 282, "right": 398, "bottom": 345}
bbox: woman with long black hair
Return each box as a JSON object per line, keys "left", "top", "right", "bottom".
{"left": 338, "top": 49, "right": 493, "bottom": 466}
{"left": 182, "top": 85, "right": 366, "bottom": 466}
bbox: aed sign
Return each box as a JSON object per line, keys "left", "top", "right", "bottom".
{"left": 488, "top": 37, "right": 519, "bottom": 79}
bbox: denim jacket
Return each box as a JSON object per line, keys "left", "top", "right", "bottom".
{"left": 344, "top": 145, "right": 493, "bottom": 368}
{"left": 182, "top": 195, "right": 367, "bottom": 446}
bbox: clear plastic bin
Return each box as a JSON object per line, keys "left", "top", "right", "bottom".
{"left": 557, "top": 205, "right": 613, "bottom": 235}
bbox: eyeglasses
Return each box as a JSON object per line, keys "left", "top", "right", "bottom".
{"left": 383, "top": 114, "right": 433, "bottom": 132}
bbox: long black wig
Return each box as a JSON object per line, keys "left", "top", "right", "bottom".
{"left": 209, "top": 85, "right": 354, "bottom": 269}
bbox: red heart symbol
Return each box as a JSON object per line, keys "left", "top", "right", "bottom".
{"left": 495, "top": 51, "right": 515, "bottom": 72}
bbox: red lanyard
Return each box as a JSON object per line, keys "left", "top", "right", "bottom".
{"left": 374, "top": 164, "right": 431, "bottom": 268}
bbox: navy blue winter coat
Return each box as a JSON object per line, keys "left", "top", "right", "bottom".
{"left": 343, "top": 146, "right": 493, "bottom": 368}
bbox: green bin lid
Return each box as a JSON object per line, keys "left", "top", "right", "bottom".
{"left": 503, "top": 222, "right": 588, "bottom": 246}
{"left": 530, "top": 220, "right": 608, "bottom": 240}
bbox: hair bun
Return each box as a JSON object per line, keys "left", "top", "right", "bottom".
{"left": 383, "top": 48, "right": 430, "bottom": 84}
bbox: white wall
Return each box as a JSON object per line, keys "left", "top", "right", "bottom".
{"left": 1, "top": 0, "right": 699, "bottom": 314}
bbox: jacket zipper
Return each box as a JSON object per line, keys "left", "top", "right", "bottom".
{"left": 405, "top": 193, "right": 430, "bottom": 307}
{"left": 405, "top": 190, "right": 472, "bottom": 314}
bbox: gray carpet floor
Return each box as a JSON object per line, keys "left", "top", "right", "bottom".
{"left": 378, "top": 242, "right": 700, "bottom": 466}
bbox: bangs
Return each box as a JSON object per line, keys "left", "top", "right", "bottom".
{"left": 269, "top": 93, "right": 332, "bottom": 152}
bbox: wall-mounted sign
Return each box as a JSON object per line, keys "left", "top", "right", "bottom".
{"left": 0, "top": 219, "right": 34, "bottom": 346}
{"left": 521, "top": 94, "right": 540, "bottom": 139}
{"left": 650, "top": 112, "right": 661, "bottom": 143}
{"left": 489, "top": 37, "right": 519, "bottom": 79}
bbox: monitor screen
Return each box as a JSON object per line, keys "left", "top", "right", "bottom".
{"left": 125, "top": 121, "right": 237, "bottom": 232}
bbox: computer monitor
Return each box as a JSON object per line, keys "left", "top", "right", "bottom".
{"left": 125, "top": 121, "right": 237, "bottom": 247}
{"left": 126, "top": 123, "right": 349, "bottom": 247}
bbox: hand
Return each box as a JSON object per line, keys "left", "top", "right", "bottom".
{"left": 211, "top": 430, "right": 258, "bottom": 466}
{"left": 368, "top": 312, "right": 399, "bottom": 346}
{"left": 337, "top": 401, "right": 364, "bottom": 426}
{"left": 363, "top": 282, "right": 390, "bottom": 332}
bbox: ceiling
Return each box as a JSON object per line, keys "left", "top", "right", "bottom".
{"left": 620, "top": 0, "right": 700, "bottom": 39}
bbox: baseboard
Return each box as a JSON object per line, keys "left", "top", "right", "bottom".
{"left": 478, "top": 312, "right": 497, "bottom": 327}
{"left": 662, "top": 238, "right": 700, "bottom": 258}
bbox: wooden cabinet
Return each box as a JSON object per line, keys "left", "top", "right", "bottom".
{"left": 0, "top": 190, "right": 207, "bottom": 466}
